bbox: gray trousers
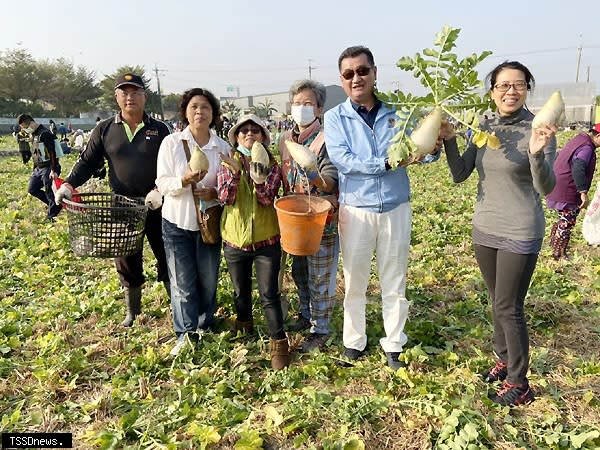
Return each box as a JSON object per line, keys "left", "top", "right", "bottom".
{"left": 474, "top": 244, "right": 538, "bottom": 385}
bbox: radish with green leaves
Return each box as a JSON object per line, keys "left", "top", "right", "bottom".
{"left": 378, "top": 25, "right": 495, "bottom": 167}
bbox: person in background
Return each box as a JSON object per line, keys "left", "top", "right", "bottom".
{"left": 57, "top": 122, "right": 69, "bottom": 140}
{"left": 55, "top": 73, "right": 171, "bottom": 327}
{"left": 440, "top": 61, "right": 556, "bottom": 406}
{"left": 278, "top": 79, "right": 339, "bottom": 353}
{"left": 325, "top": 46, "right": 435, "bottom": 370}
{"left": 16, "top": 127, "right": 32, "bottom": 164}
{"left": 17, "top": 114, "right": 62, "bottom": 220}
{"left": 546, "top": 123, "right": 600, "bottom": 259}
{"left": 156, "top": 88, "right": 230, "bottom": 356}
{"left": 48, "top": 119, "right": 57, "bottom": 136}
{"left": 217, "top": 114, "right": 290, "bottom": 370}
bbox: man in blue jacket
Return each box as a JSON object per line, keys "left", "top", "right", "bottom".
{"left": 325, "top": 46, "right": 428, "bottom": 369}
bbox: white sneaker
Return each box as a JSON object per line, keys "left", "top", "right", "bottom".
{"left": 170, "top": 339, "right": 186, "bottom": 357}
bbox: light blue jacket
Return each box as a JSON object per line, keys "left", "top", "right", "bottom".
{"left": 324, "top": 98, "right": 410, "bottom": 213}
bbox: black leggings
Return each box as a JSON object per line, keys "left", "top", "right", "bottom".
{"left": 474, "top": 245, "right": 538, "bottom": 385}
{"left": 224, "top": 242, "right": 286, "bottom": 340}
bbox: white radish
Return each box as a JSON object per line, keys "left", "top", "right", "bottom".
{"left": 410, "top": 107, "right": 443, "bottom": 156}
{"left": 284, "top": 140, "right": 318, "bottom": 172}
{"left": 189, "top": 145, "right": 209, "bottom": 172}
{"left": 532, "top": 91, "right": 565, "bottom": 129}
{"left": 251, "top": 141, "right": 270, "bottom": 166}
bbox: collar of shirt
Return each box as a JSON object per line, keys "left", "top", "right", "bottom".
{"left": 115, "top": 112, "right": 148, "bottom": 142}
{"left": 180, "top": 127, "right": 220, "bottom": 150}
{"left": 350, "top": 99, "right": 382, "bottom": 129}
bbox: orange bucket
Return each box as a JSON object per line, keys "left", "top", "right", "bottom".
{"left": 274, "top": 195, "right": 332, "bottom": 256}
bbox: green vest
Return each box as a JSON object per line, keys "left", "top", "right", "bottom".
{"left": 221, "top": 155, "right": 280, "bottom": 248}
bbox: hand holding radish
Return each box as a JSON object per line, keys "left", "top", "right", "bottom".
{"left": 529, "top": 124, "right": 556, "bottom": 155}
{"left": 219, "top": 153, "right": 241, "bottom": 174}
{"left": 182, "top": 168, "right": 207, "bottom": 187}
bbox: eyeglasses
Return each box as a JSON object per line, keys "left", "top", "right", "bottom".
{"left": 341, "top": 66, "right": 372, "bottom": 80}
{"left": 493, "top": 81, "right": 528, "bottom": 92}
{"left": 116, "top": 89, "right": 145, "bottom": 98}
{"left": 238, "top": 126, "right": 262, "bottom": 135}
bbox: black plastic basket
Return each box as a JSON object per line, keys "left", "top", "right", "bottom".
{"left": 63, "top": 192, "right": 148, "bottom": 258}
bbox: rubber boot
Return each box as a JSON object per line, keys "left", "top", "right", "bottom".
{"left": 121, "top": 286, "right": 142, "bottom": 327}
{"left": 234, "top": 319, "right": 254, "bottom": 334}
{"left": 270, "top": 338, "right": 291, "bottom": 370}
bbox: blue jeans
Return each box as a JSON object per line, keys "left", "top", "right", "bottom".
{"left": 28, "top": 164, "right": 61, "bottom": 218}
{"left": 162, "top": 219, "right": 221, "bottom": 339}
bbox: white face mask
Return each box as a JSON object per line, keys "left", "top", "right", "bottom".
{"left": 291, "top": 105, "right": 316, "bottom": 126}
{"left": 24, "top": 126, "right": 34, "bottom": 134}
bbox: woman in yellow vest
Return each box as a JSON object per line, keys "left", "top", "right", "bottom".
{"left": 217, "top": 114, "right": 291, "bottom": 370}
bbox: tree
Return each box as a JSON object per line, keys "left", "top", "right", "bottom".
{"left": 0, "top": 48, "right": 100, "bottom": 117}
{"left": 44, "top": 58, "right": 100, "bottom": 117}
{"left": 0, "top": 48, "right": 39, "bottom": 102}
{"left": 221, "top": 100, "right": 241, "bottom": 121}
{"left": 250, "top": 98, "right": 277, "bottom": 119}
{"left": 162, "top": 93, "right": 182, "bottom": 117}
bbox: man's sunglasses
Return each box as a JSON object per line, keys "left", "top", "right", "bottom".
{"left": 341, "top": 66, "right": 372, "bottom": 80}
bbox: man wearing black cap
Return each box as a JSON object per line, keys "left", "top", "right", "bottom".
{"left": 55, "top": 73, "right": 171, "bottom": 327}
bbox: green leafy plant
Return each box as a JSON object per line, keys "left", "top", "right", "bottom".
{"left": 377, "top": 25, "right": 497, "bottom": 167}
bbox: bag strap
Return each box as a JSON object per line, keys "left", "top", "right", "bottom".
{"left": 182, "top": 139, "right": 205, "bottom": 224}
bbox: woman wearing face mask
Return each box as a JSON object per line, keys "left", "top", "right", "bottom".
{"left": 278, "top": 80, "right": 339, "bottom": 353}
{"left": 440, "top": 61, "right": 556, "bottom": 406}
{"left": 217, "top": 114, "right": 291, "bottom": 370}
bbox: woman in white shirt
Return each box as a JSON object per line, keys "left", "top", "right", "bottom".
{"left": 156, "top": 88, "right": 231, "bottom": 356}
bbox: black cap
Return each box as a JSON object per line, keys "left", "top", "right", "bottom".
{"left": 115, "top": 73, "right": 145, "bottom": 90}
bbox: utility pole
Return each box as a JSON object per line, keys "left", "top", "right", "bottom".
{"left": 308, "top": 59, "right": 315, "bottom": 80}
{"left": 154, "top": 64, "right": 165, "bottom": 120}
{"left": 575, "top": 35, "right": 583, "bottom": 83}
{"left": 586, "top": 66, "right": 590, "bottom": 83}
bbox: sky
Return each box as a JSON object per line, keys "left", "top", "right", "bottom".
{"left": 2, "top": 0, "right": 599, "bottom": 99}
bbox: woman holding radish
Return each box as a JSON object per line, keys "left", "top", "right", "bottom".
{"left": 278, "top": 79, "right": 340, "bottom": 353}
{"left": 156, "top": 88, "right": 230, "bottom": 357}
{"left": 440, "top": 61, "right": 557, "bottom": 406}
{"left": 217, "top": 114, "right": 291, "bottom": 370}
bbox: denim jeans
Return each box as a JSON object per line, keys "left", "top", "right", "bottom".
{"left": 223, "top": 242, "right": 285, "bottom": 339}
{"left": 28, "top": 164, "right": 61, "bottom": 218}
{"left": 162, "top": 218, "right": 221, "bottom": 339}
